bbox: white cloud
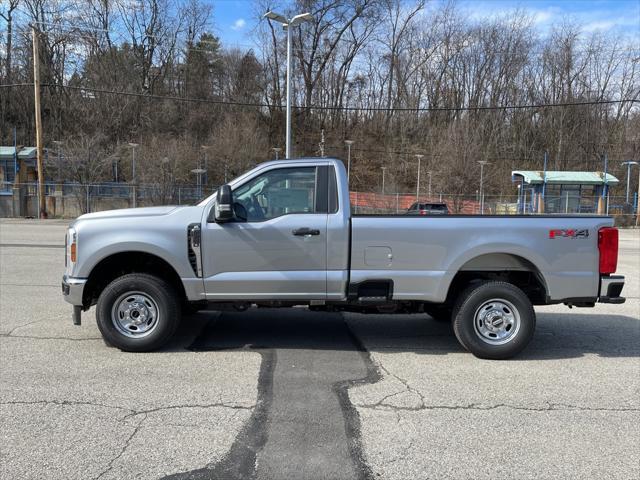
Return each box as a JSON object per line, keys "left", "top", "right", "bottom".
{"left": 459, "top": 1, "right": 639, "bottom": 38}
{"left": 582, "top": 20, "right": 616, "bottom": 32}
{"left": 231, "top": 18, "right": 246, "bottom": 31}
{"left": 531, "top": 8, "right": 556, "bottom": 25}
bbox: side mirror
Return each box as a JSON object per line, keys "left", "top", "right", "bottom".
{"left": 214, "top": 185, "right": 234, "bottom": 222}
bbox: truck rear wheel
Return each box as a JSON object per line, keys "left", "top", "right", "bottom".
{"left": 452, "top": 281, "right": 535, "bottom": 359}
{"left": 96, "top": 273, "right": 181, "bottom": 352}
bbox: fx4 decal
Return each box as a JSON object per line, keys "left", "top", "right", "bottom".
{"left": 549, "top": 229, "right": 590, "bottom": 239}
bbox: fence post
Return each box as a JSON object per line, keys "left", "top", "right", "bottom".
{"left": 178, "top": 187, "right": 181, "bottom": 205}
{"left": 396, "top": 192, "right": 399, "bottom": 213}
{"left": 86, "top": 185, "right": 90, "bottom": 213}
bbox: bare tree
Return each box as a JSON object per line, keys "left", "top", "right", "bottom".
{"left": 63, "top": 133, "right": 112, "bottom": 213}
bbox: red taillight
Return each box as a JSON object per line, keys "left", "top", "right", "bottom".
{"left": 598, "top": 227, "right": 618, "bottom": 274}
{"left": 420, "top": 210, "right": 427, "bottom": 215}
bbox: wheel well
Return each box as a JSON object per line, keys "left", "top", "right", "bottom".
{"left": 448, "top": 254, "right": 548, "bottom": 305}
{"left": 82, "top": 252, "right": 186, "bottom": 308}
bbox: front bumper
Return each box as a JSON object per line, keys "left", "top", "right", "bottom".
{"left": 599, "top": 275, "right": 625, "bottom": 304}
{"left": 62, "top": 275, "right": 87, "bottom": 306}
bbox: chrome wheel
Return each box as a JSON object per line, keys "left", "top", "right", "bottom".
{"left": 111, "top": 291, "right": 160, "bottom": 338}
{"left": 473, "top": 298, "right": 521, "bottom": 345}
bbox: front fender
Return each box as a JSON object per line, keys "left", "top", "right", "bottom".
{"left": 76, "top": 240, "right": 192, "bottom": 279}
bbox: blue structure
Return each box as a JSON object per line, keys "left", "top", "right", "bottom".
{"left": 511, "top": 171, "right": 619, "bottom": 214}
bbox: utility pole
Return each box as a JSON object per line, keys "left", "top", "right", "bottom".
{"left": 32, "top": 26, "right": 47, "bottom": 218}
{"left": 415, "top": 154, "right": 424, "bottom": 201}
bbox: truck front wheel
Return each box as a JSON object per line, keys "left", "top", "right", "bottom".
{"left": 96, "top": 273, "right": 181, "bottom": 352}
{"left": 452, "top": 281, "right": 535, "bottom": 359}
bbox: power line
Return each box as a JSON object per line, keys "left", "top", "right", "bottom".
{"left": 0, "top": 83, "right": 34, "bottom": 89}
{"left": 37, "top": 83, "right": 640, "bottom": 112}
{"left": 41, "top": 83, "right": 276, "bottom": 108}
{"left": 2, "top": 82, "right": 638, "bottom": 112}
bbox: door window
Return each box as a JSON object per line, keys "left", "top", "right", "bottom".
{"left": 234, "top": 167, "right": 318, "bottom": 221}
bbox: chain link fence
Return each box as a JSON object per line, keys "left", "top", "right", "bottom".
{"left": 349, "top": 191, "right": 638, "bottom": 225}
{"left": 0, "top": 182, "right": 217, "bottom": 218}
{"left": 1, "top": 182, "right": 638, "bottom": 225}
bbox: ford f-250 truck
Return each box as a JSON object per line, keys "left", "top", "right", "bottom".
{"left": 62, "top": 158, "right": 625, "bottom": 359}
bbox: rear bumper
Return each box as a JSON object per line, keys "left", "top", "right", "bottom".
{"left": 598, "top": 275, "right": 625, "bottom": 304}
{"left": 62, "top": 275, "right": 87, "bottom": 306}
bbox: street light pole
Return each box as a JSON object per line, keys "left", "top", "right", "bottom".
{"left": 381, "top": 166, "right": 387, "bottom": 194}
{"left": 191, "top": 168, "right": 206, "bottom": 199}
{"left": 344, "top": 140, "right": 353, "bottom": 185}
{"left": 128, "top": 143, "right": 139, "bottom": 208}
{"left": 201, "top": 145, "right": 210, "bottom": 188}
{"left": 52, "top": 140, "right": 62, "bottom": 182}
{"left": 264, "top": 11, "right": 313, "bottom": 159}
{"left": 621, "top": 161, "right": 639, "bottom": 204}
{"left": 428, "top": 171, "right": 432, "bottom": 198}
{"left": 286, "top": 23, "right": 293, "bottom": 158}
{"left": 478, "top": 160, "right": 490, "bottom": 215}
{"left": 415, "top": 154, "right": 424, "bottom": 201}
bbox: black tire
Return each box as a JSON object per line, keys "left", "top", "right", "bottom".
{"left": 96, "top": 273, "right": 181, "bottom": 352}
{"left": 424, "top": 305, "right": 452, "bottom": 322}
{"left": 452, "top": 281, "right": 535, "bottom": 360}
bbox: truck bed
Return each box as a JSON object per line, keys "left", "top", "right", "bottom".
{"left": 349, "top": 215, "right": 614, "bottom": 303}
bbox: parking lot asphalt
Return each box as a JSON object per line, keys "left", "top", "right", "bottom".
{"left": 1, "top": 219, "right": 638, "bottom": 480}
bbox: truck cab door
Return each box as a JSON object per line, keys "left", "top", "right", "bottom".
{"left": 201, "top": 165, "right": 329, "bottom": 300}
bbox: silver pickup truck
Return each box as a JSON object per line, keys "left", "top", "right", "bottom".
{"left": 62, "top": 158, "right": 625, "bottom": 359}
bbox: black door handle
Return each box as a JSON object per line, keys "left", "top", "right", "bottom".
{"left": 292, "top": 228, "right": 320, "bottom": 236}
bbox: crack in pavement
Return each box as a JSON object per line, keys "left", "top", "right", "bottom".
{"left": 0, "top": 399, "right": 134, "bottom": 413}
{"left": 93, "top": 413, "right": 148, "bottom": 480}
{"left": 355, "top": 401, "right": 640, "bottom": 413}
{"left": 1, "top": 400, "right": 255, "bottom": 416}
{"left": 0, "top": 243, "right": 64, "bottom": 249}
{"left": 1, "top": 319, "right": 51, "bottom": 336}
{"left": 355, "top": 364, "right": 639, "bottom": 413}
{"left": 2, "top": 399, "right": 256, "bottom": 480}
{"left": 121, "top": 403, "right": 254, "bottom": 421}
{"left": 0, "top": 333, "right": 103, "bottom": 341}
